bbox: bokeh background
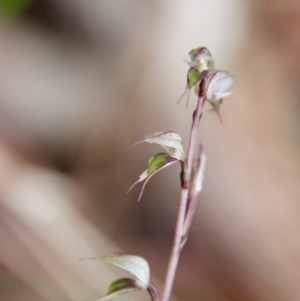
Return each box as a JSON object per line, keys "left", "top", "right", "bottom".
{"left": 2, "top": 1, "right": 300, "bottom": 301}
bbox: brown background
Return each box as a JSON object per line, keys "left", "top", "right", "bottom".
{"left": 1, "top": 1, "right": 300, "bottom": 301}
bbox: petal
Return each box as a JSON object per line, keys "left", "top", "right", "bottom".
{"left": 207, "top": 70, "right": 233, "bottom": 101}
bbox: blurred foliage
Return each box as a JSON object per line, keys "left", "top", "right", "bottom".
{"left": 0, "top": 0, "right": 33, "bottom": 23}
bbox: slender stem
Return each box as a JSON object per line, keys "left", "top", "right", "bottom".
{"left": 161, "top": 93, "right": 205, "bottom": 301}
{"left": 147, "top": 281, "right": 160, "bottom": 301}
{"left": 161, "top": 188, "right": 188, "bottom": 301}
{"left": 182, "top": 194, "right": 197, "bottom": 236}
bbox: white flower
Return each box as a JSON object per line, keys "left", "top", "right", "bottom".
{"left": 206, "top": 70, "right": 233, "bottom": 104}
{"left": 180, "top": 47, "right": 234, "bottom": 119}
{"left": 193, "top": 70, "right": 233, "bottom": 120}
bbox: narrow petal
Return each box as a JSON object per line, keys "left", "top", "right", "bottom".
{"left": 128, "top": 153, "right": 178, "bottom": 202}
{"left": 127, "top": 170, "right": 148, "bottom": 193}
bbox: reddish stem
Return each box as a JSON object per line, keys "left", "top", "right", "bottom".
{"left": 161, "top": 79, "right": 206, "bottom": 301}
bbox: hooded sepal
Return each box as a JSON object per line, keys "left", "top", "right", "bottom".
{"left": 134, "top": 131, "right": 185, "bottom": 161}
{"left": 103, "top": 254, "right": 150, "bottom": 289}
{"left": 187, "top": 47, "right": 215, "bottom": 71}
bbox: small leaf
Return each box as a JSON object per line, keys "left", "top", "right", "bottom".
{"left": 135, "top": 131, "right": 185, "bottom": 161}
{"left": 98, "top": 278, "right": 141, "bottom": 301}
{"left": 127, "top": 153, "right": 177, "bottom": 202}
{"left": 103, "top": 254, "right": 150, "bottom": 289}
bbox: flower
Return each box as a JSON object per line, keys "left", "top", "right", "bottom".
{"left": 185, "top": 47, "right": 215, "bottom": 72}
{"left": 206, "top": 70, "right": 233, "bottom": 103}
{"left": 180, "top": 47, "right": 234, "bottom": 119}
{"left": 194, "top": 69, "right": 233, "bottom": 120}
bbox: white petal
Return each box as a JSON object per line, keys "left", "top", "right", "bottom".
{"left": 213, "top": 91, "right": 232, "bottom": 100}
{"left": 207, "top": 71, "right": 233, "bottom": 100}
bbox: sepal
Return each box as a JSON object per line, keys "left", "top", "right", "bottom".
{"left": 134, "top": 131, "right": 185, "bottom": 161}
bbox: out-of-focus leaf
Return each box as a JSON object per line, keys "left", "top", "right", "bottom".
{"left": 0, "top": 0, "right": 33, "bottom": 23}
{"left": 127, "top": 153, "right": 177, "bottom": 202}
{"left": 135, "top": 131, "right": 185, "bottom": 161}
{"left": 103, "top": 254, "right": 150, "bottom": 288}
{"left": 98, "top": 278, "right": 141, "bottom": 301}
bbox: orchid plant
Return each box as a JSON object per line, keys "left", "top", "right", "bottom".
{"left": 98, "top": 47, "right": 233, "bottom": 301}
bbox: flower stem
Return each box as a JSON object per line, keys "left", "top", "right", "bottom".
{"left": 161, "top": 187, "right": 188, "bottom": 301}
{"left": 161, "top": 92, "right": 205, "bottom": 301}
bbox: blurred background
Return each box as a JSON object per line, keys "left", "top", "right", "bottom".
{"left": 1, "top": 1, "right": 300, "bottom": 300}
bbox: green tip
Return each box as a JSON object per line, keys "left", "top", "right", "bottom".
{"left": 187, "top": 67, "right": 202, "bottom": 88}
{"left": 148, "top": 153, "right": 169, "bottom": 174}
